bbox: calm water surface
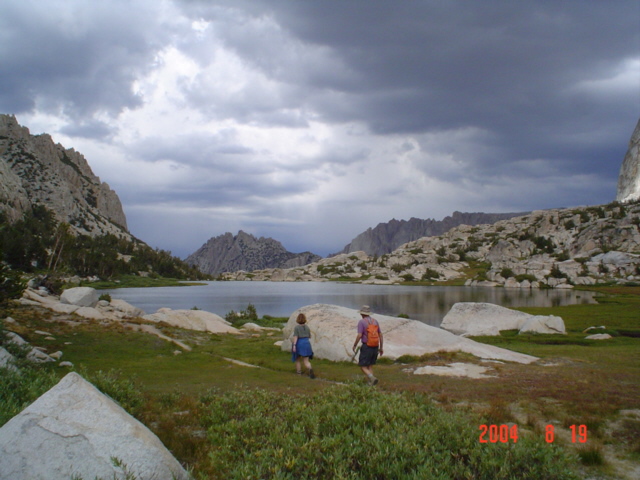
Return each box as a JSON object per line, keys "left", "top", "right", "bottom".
{"left": 104, "top": 281, "right": 597, "bottom": 327}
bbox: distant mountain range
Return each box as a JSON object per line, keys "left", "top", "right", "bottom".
{"left": 221, "top": 201, "right": 640, "bottom": 287}
{"left": 334, "top": 211, "right": 529, "bottom": 257}
{"left": 186, "top": 212, "right": 530, "bottom": 275}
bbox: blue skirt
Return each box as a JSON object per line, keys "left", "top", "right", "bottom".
{"left": 292, "top": 337, "right": 314, "bottom": 361}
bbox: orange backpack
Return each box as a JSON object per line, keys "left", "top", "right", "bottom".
{"left": 365, "top": 318, "right": 380, "bottom": 347}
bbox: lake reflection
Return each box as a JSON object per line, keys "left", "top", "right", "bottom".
{"left": 104, "top": 281, "right": 597, "bottom": 327}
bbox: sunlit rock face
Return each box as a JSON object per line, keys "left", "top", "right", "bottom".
{"left": 617, "top": 118, "right": 640, "bottom": 203}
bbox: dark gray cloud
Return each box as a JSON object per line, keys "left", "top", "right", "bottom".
{"left": 177, "top": 0, "right": 639, "bottom": 180}
{"left": 59, "top": 119, "right": 115, "bottom": 140}
{"left": 0, "top": 1, "right": 168, "bottom": 122}
{"left": 1, "top": 0, "right": 638, "bottom": 257}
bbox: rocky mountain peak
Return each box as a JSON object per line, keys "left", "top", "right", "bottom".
{"left": 0, "top": 114, "right": 128, "bottom": 237}
{"left": 617, "top": 118, "right": 640, "bottom": 203}
{"left": 185, "top": 231, "right": 321, "bottom": 275}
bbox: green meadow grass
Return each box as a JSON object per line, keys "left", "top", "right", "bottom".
{"left": 1, "top": 285, "right": 638, "bottom": 478}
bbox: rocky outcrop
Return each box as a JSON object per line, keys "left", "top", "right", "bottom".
{"left": 142, "top": 308, "right": 241, "bottom": 334}
{"left": 440, "top": 303, "right": 566, "bottom": 336}
{"left": 20, "top": 287, "right": 148, "bottom": 324}
{"left": 617, "top": 118, "right": 640, "bottom": 203}
{"left": 0, "top": 372, "right": 189, "bottom": 480}
{"left": 336, "top": 211, "right": 528, "bottom": 256}
{"left": 186, "top": 230, "right": 321, "bottom": 275}
{"left": 60, "top": 286, "right": 99, "bottom": 307}
{"left": 280, "top": 304, "right": 538, "bottom": 364}
{"left": 223, "top": 202, "right": 640, "bottom": 287}
{"left": 0, "top": 347, "right": 17, "bottom": 371}
{"left": 0, "top": 114, "right": 129, "bottom": 237}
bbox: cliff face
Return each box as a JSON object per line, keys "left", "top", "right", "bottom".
{"left": 337, "top": 211, "right": 529, "bottom": 256}
{"left": 185, "top": 230, "right": 322, "bottom": 275}
{"left": 0, "top": 115, "right": 128, "bottom": 237}
{"left": 617, "top": 118, "right": 640, "bottom": 203}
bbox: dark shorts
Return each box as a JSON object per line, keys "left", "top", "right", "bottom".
{"left": 358, "top": 344, "right": 379, "bottom": 367}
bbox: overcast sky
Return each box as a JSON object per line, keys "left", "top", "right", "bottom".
{"left": 1, "top": 0, "right": 638, "bottom": 258}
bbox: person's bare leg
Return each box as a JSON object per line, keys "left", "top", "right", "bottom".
{"left": 360, "top": 366, "right": 377, "bottom": 385}
{"left": 295, "top": 358, "right": 302, "bottom": 374}
{"left": 303, "top": 357, "right": 315, "bottom": 378}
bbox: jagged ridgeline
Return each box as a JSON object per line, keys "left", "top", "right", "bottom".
{"left": 0, "top": 114, "right": 208, "bottom": 280}
{"left": 334, "top": 211, "right": 530, "bottom": 257}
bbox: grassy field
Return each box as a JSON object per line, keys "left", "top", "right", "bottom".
{"left": 1, "top": 285, "right": 639, "bottom": 479}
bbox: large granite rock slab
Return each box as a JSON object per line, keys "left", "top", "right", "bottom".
{"left": 60, "top": 286, "right": 99, "bottom": 307}
{"left": 281, "top": 304, "right": 537, "bottom": 364}
{"left": 441, "top": 302, "right": 566, "bottom": 336}
{"left": 143, "top": 308, "right": 241, "bottom": 334}
{"left": 0, "top": 372, "right": 189, "bottom": 480}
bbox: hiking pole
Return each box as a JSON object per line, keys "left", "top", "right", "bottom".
{"left": 350, "top": 345, "right": 361, "bottom": 363}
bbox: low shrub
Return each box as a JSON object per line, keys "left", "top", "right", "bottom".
{"left": 515, "top": 274, "right": 537, "bottom": 283}
{"left": 198, "top": 384, "right": 579, "bottom": 479}
{"left": 577, "top": 444, "right": 606, "bottom": 466}
{"left": 224, "top": 303, "right": 258, "bottom": 326}
{"left": 0, "top": 364, "right": 59, "bottom": 427}
{"left": 500, "top": 268, "right": 514, "bottom": 279}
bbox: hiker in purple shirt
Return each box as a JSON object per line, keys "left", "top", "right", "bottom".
{"left": 352, "top": 305, "right": 383, "bottom": 385}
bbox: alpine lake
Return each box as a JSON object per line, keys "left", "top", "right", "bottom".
{"left": 103, "top": 281, "right": 597, "bottom": 326}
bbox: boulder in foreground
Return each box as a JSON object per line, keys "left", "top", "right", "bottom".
{"left": 0, "top": 372, "right": 189, "bottom": 480}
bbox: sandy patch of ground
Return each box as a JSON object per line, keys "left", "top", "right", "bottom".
{"left": 408, "top": 362, "right": 496, "bottom": 379}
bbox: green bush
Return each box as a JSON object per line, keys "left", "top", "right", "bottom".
{"left": 515, "top": 274, "right": 537, "bottom": 283}
{"left": 84, "top": 369, "right": 145, "bottom": 418}
{"left": 199, "top": 385, "right": 579, "bottom": 479}
{"left": 0, "top": 364, "right": 59, "bottom": 427}
{"left": 225, "top": 303, "right": 259, "bottom": 326}
{"left": 422, "top": 268, "right": 440, "bottom": 281}
{"left": 391, "top": 263, "right": 407, "bottom": 273}
{"left": 500, "top": 268, "right": 514, "bottom": 279}
{"left": 0, "top": 261, "right": 26, "bottom": 306}
{"left": 549, "top": 265, "right": 569, "bottom": 279}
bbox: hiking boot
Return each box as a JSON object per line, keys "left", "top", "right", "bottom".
{"left": 309, "top": 369, "right": 316, "bottom": 379}
{"left": 368, "top": 375, "right": 378, "bottom": 386}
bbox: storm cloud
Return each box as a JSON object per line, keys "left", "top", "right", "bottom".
{"left": 1, "top": 0, "right": 638, "bottom": 257}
